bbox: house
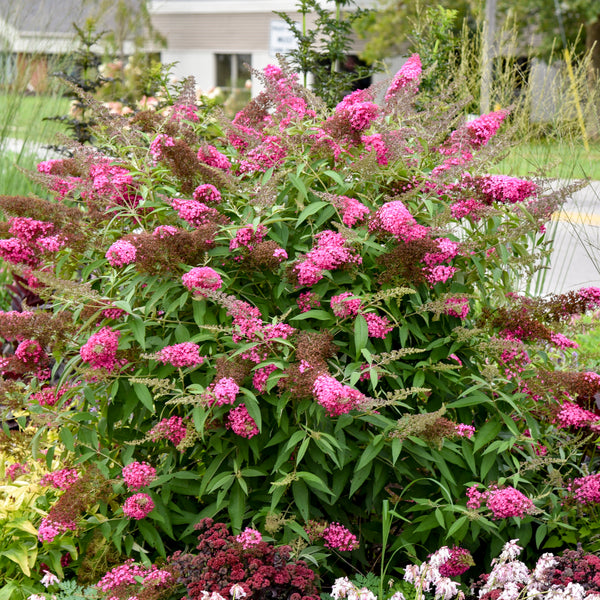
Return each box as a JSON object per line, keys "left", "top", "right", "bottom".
{"left": 0, "top": 0, "right": 156, "bottom": 91}
{"left": 147, "top": 0, "right": 393, "bottom": 97}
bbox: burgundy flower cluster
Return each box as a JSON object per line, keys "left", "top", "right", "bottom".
{"left": 169, "top": 518, "right": 320, "bottom": 600}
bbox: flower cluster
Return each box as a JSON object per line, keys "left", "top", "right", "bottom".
{"left": 40, "top": 468, "right": 79, "bottom": 490}
{"left": 155, "top": 342, "right": 205, "bottom": 368}
{"left": 122, "top": 492, "right": 155, "bottom": 519}
{"left": 79, "top": 326, "right": 121, "bottom": 372}
{"left": 122, "top": 461, "right": 157, "bottom": 491}
{"left": 466, "top": 484, "right": 535, "bottom": 519}
{"left": 322, "top": 522, "right": 358, "bottom": 551}
{"left": 148, "top": 416, "right": 188, "bottom": 447}
{"left": 313, "top": 374, "right": 365, "bottom": 416}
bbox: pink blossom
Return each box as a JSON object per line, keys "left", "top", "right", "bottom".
{"left": 252, "top": 364, "right": 278, "bottom": 393}
{"left": 239, "top": 136, "right": 287, "bottom": 173}
{"left": 79, "top": 327, "right": 121, "bottom": 371}
{"left": 38, "top": 517, "right": 77, "bottom": 542}
{"left": 96, "top": 559, "right": 172, "bottom": 592}
{"left": 148, "top": 416, "right": 187, "bottom": 447}
{"left": 37, "top": 235, "right": 66, "bottom": 252}
{"left": 371, "top": 200, "right": 428, "bottom": 242}
{"left": 273, "top": 248, "right": 288, "bottom": 260}
{"left": 465, "top": 110, "right": 507, "bottom": 148}
{"left": 227, "top": 404, "right": 259, "bottom": 438}
{"left": 182, "top": 266, "right": 223, "bottom": 295}
{"left": 40, "top": 468, "right": 79, "bottom": 490}
{"left": 172, "top": 198, "right": 217, "bottom": 226}
{"left": 122, "top": 492, "right": 154, "bottom": 519}
{"left": 569, "top": 473, "right": 600, "bottom": 505}
{"left": 385, "top": 54, "right": 422, "bottom": 101}
{"left": 89, "top": 162, "right": 138, "bottom": 206}
{"left": 549, "top": 332, "right": 578, "bottom": 349}
{"left": 297, "top": 291, "right": 321, "bottom": 313}
{"left": 425, "top": 265, "right": 457, "bottom": 285}
{"left": 363, "top": 313, "right": 394, "bottom": 338}
{"left": 212, "top": 377, "right": 239, "bottom": 406}
{"left": 30, "top": 385, "right": 68, "bottom": 407}
{"left": 556, "top": 401, "right": 600, "bottom": 431}
{"left": 106, "top": 239, "right": 137, "bottom": 267}
{"left": 230, "top": 224, "right": 267, "bottom": 251}
{"left": 152, "top": 225, "right": 179, "bottom": 238}
{"left": 322, "top": 522, "right": 359, "bottom": 551}
{"left": 9, "top": 217, "right": 53, "bottom": 241}
{"left": 149, "top": 134, "right": 175, "bottom": 161}
{"left": 455, "top": 423, "right": 475, "bottom": 438}
{"left": 170, "top": 103, "right": 199, "bottom": 122}
{"left": 236, "top": 527, "right": 262, "bottom": 548}
{"left": 313, "top": 374, "right": 365, "bottom": 416}
{"left": 122, "top": 461, "right": 157, "bottom": 491}
{"left": 331, "top": 292, "right": 362, "bottom": 318}
{"left": 5, "top": 462, "right": 28, "bottom": 481}
{"left": 198, "top": 145, "right": 231, "bottom": 170}
{"left": 0, "top": 237, "right": 39, "bottom": 266}
{"left": 478, "top": 175, "right": 537, "bottom": 204}
{"left": 362, "top": 133, "right": 389, "bottom": 166}
{"left": 450, "top": 199, "right": 486, "bottom": 220}
{"left": 445, "top": 297, "right": 470, "bottom": 319}
{"left": 155, "top": 342, "right": 204, "bottom": 368}
{"left": 469, "top": 485, "right": 535, "bottom": 519}
{"left": 193, "top": 183, "right": 222, "bottom": 204}
{"left": 334, "top": 195, "right": 370, "bottom": 227}
{"left": 14, "top": 339, "right": 46, "bottom": 365}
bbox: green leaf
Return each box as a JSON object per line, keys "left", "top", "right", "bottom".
{"left": 1, "top": 544, "right": 31, "bottom": 576}
{"left": 228, "top": 481, "right": 246, "bottom": 532}
{"left": 290, "top": 309, "right": 333, "bottom": 321}
{"left": 296, "top": 200, "right": 328, "bottom": 227}
{"left": 446, "top": 515, "right": 468, "bottom": 539}
{"left": 536, "top": 524, "right": 548, "bottom": 548}
{"left": 292, "top": 480, "right": 310, "bottom": 522}
{"left": 132, "top": 382, "right": 154, "bottom": 411}
{"left": 297, "top": 471, "right": 332, "bottom": 496}
{"left": 60, "top": 426, "right": 75, "bottom": 452}
{"left": 355, "top": 434, "right": 385, "bottom": 472}
{"left": 473, "top": 420, "right": 502, "bottom": 453}
{"left": 138, "top": 520, "right": 166, "bottom": 556}
{"left": 354, "top": 314, "right": 368, "bottom": 359}
{"left": 349, "top": 463, "right": 372, "bottom": 497}
{"left": 129, "top": 317, "right": 146, "bottom": 349}
{"left": 289, "top": 173, "right": 309, "bottom": 204}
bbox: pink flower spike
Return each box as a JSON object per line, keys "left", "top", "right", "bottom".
{"left": 155, "top": 342, "right": 205, "bottom": 368}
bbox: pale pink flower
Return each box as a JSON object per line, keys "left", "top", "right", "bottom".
{"left": 236, "top": 527, "right": 262, "bottom": 548}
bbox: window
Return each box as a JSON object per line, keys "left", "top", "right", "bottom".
{"left": 215, "top": 54, "right": 251, "bottom": 91}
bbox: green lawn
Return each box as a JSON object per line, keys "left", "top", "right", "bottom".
{"left": 494, "top": 140, "right": 600, "bottom": 181}
{"left": 0, "top": 93, "right": 72, "bottom": 146}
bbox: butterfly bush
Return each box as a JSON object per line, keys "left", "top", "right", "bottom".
{"left": 1, "top": 55, "right": 598, "bottom": 585}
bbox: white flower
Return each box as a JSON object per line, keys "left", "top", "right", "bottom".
{"left": 434, "top": 577, "right": 459, "bottom": 600}
{"left": 532, "top": 553, "right": 557, "bottom": 581}
{"left": 356, "top": 588, "right": 377, "bottom": 600}
{"left": 564, "top": 583, "right": 586, "bottom": 600}
{"left": 498, "top": 582, "right": 521, "bottom": 600}
{"left": 390, "top": 592, "right": 406, "bottom": 600}
{"left": 41, "top": 572, "right": 59, "bottom": 588}
{"left": 497, "top": 540, "right": 523, "bottom": 563}
{"left": 28, "top": 596, "right": 47, "bottom": 600}
{"left": 230, "top": 584, "right": 247, "bottom": 599}
{"left": 403, "top": 564, "right": 420, "bottom": 584}
{"left": 332, "top": 577, "right": 356, "bottom": 600}
{"left": 429, "top": 547, "right": 452, "bottom": 569}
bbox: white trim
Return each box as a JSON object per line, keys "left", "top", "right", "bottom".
{"left": 148, "top": 0, "right": 374, "bottom": 14}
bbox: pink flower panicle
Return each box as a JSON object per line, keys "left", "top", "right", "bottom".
{"left": 467, "top": 485, "right": 535, "bottom": 519}
{"left": 371, "top": 200, "right": 428, "bottom": 242}
{"left": 331, "top": 292, "right": 362, "bottom": 318}
{"left": 193, "top": 183, "right": 222, "bottom": 204}
{"left": 172, "top": 198, "right": 218, "bottom": 226}
{"left": 14, "top": 339, "right": 46, "bottom": 365}
{"left": 40, "top": 468, "right": 79, "bottom": 490}
{"left": 227, "top": 404, "right": 259, "bottom": 438}
{"left": 230, "top": 224, "right": 268, "bottom": 251}
{"left": 198, "top": 145, "right": 231, "bottom": 170}
{"left": 155, "top": 342, "right": 205, "bottom": 368}
{"left": 252, "top": 363, "right": 278, "bottom": 393}
{"left": 96, "top": 559, "right": 172, "bottom": 592}
{"left": 455, "top": 423, "right": 475, "bottom": 438}
{"left": 333, "top": 195, "right": 370, "bottom": 227}
{"left": 478, "top": 175, "right": 537, "bottom": 204}
{"left": 445, "top": 297, "right": 470, "bottom": 319}
{"left": 556, "top": 401, "right": 600, "bottom": 431}
{"left": 438, "top": 547, "right": 473, "bottom": 577}
{"left": 295, "top": 230, "right": 362, "bottom": 286}
{"left": 30, "top": 385, "right": 68, "bottom": 407}
{"left": 235, "top": 527, "right": 262, "bottom": 549}
{"left": 322, "top": 522, "right": 359, "bottom": 551}
{"left": 313, "top": 374, "right": 365, "bottom": 417}
{"left": 148, "top": 416, "right": 187, "bottom": 447}
{"left": 106, "top": 239, "right": 137, "bottom": 267}
{"left": 5, "top": 462, "right": 28, "bottom": 481}
{"left": 122, "top": 461, "right": 157, "bottom": 491}
{"left": 297, "top": 291, "right": 321, "bottom": 313}
{"left": 38, "top": 517, "right": 77, "bottom": 543}
{"left": 149, "top": 134, "right": 175, "bottom": 161}
{"left": 465, "top": 110, "right": 508, "bottom": 148}
{"left": 363, "top": 313, "right": 394, "bottom": 339}
{"left": 122, "top": 492, "right": 154, "bottom": 519}
{"left": 79, "top": 327, "right": 121, "bottom": 372}
{"left": 362, "top": 133, "right": 390, "bottom": 166}
{"left": 211, "top": 377, "right": 240, "bottom": 406}
{"left": 182, "top": 266, "right": 223, "bottom": 295}
{"left": 385, "top": 54, "right": 422, "bottom": 101}
{"left": 568, "top": 473, "right": 600, "bottom": 506}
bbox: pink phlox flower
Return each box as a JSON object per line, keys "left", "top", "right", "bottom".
{"left": 122, "top": 492, "right": 154, "bottom": 519}
{"left": 226, "top": 300, "right": 264, "bottom": 342}
{"left": 79, "top": 327, "right": 120, "bottom": 371}
{"left": 96, "top": 559, "right": 172, "bottom": 592}
{"left": 438, "top": 547, "right": 473, "bottom": 577}
{"left": 273, "top": 247, "right": 287, "bottom": 260}
{"left": 193, "top": 183, "right": 222, "bottom": 204}
{"left": 227, "top": 403, "right": 259, "bottom": 438}
{"left": 362, "top": 133, "right": 390, "bottom": 166}
{"left": 106, "top": 239, "right": 137, "bottom": 267}
{"left": 297, "top": 291, "right": 321, "bottom": 313}
{"left": 335, "top": 92, "right": 380, "bottom": 132}
{"left": 37, "top": 234, "right": 66, "bottom": 252}
{"left": 182, "top": 266, "right": 223, "bottom": 295}
{"left": 198, "top": 145, "right": 231, "bottom": 170}
{"left": 262, "top": 322, "right": 295, "bottom": 342}
{"left": 444, "top": 297, "right": 470, "bottom": 319}
{"left": 211, "top": 377, "right": 240, "bottom": 406}
{"left": 423, "top": 238, "right": 459, "bottom": 267}
{"left": 236, "top": 527, "right": 262, "bottom": 548}
{"left": 322, "top": 522, "right": 359, "bottom": 551}
{"left": 155, "top": 342, "right": 204, "bottom": 368}
{"left": 149, "top": 134, "right": 175, "bottom": 161}
{"left": 40, "top": 467, "right": 79, "bottom": 490}
{"left": 230, "top": 224, "right": 267, "bottom": 251}
{"left": 371, "top": 200, "right": 428, "bottom": 242}
{"left": 122, "top": 461, "right": 157, "bottom": 491}
{"left": 252, "top": 363, "right": 277, "bottom": 393}
{"left": 331, "top": 292, "right": 363, "bottom": 318}
{"left": 172, "top": 197, "right": 218, "bottom": 227}
{"left": 331, "top": 576, "right": 356, "bottom": 599}
{"left": 14, "top": 338, "right": 46, "bottom": 365}
{"left": 148, "top": 416, "right": 187, "bottom": 447}
{"left": 89, "top": 162, "right": 137, "bottom": 206}
{"left": 313, "top": 374, "right": 365, "bottom": 416}
{"left": 334, "top": 195, "right": 370, "bottom": 227}
{"left": 385, "top": 54, "right": 422, "bottom": 101}
{"left": 294, "top": 230, "right": 362, "bottom": 286}
{"left": 239, "top": 135, "right": 287, "bottom": 173}
{"left": 362, "top": 312, "right": 394, "bottom": 338}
